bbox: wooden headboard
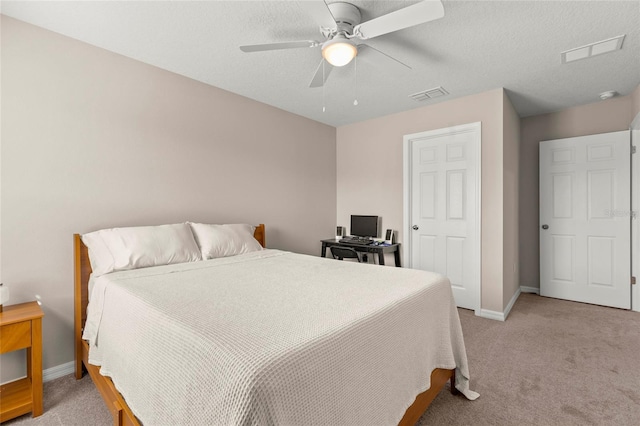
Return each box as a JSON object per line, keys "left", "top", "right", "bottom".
{"left": 74, "top": 224, "right": 265, "bottom": 377}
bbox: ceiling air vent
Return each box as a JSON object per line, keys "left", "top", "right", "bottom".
{"left": 409, "top": 86, "right": 449, "bottom": 102}
{"left": 561, "top": 35, "right": 625, "bottom": 64}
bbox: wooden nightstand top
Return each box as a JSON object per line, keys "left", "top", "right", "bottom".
{"left": 0, "top": 302, "right": 44, "bottom": 327}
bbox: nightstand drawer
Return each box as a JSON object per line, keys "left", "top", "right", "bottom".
{"left": 0, "top": 322, "right": 31, "bottom": 353}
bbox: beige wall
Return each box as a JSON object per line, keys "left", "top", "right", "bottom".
{"left": 1, "top": 16, "right": 336, "bottom": 382}
{"left": 518, "top": 94, "right": 634, "bottom": 291}
{"left": 502, "top": 92, "right": 520, "bottom": 309}
{"left": 337, "top": 88, "right": 508, "bottom": 312}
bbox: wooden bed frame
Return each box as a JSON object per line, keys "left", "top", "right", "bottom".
{"left": 73, "top": 224, "right": 455, "bottom": 426}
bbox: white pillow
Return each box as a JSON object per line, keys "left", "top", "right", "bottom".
{"left": 189, "top": 223, "right": 263, "bottom": 259}
{"left": 82, "top": 230, "right": 116, "bottom": 277}
{"left": 82, "top": 223, "right": 202, "bottom": 276}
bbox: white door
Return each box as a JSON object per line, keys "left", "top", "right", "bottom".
{"left": 404, "top": 122, "right": 481, "bottom": 310}
{"left": 540, "top": 131, "right": 631, "bottom": 309}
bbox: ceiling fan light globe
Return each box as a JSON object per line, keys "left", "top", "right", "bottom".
{"left": 322, "top": 40, "right": 357, "bottom": 67}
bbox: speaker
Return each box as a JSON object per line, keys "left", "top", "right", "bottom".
{"left": 384, "top": 229, "right": 396, "bottom": 244}
{"left": 336, "top": 226, "right": 344, "bottom": 240}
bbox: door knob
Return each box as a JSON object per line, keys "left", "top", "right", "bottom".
{"left": 541, "top": 224, "right": 549, "bottom": 230}
{"left": 412, "top": 225, "right": 419, "bottom": 230}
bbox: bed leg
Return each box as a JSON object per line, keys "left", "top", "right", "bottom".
{"left": 450, "top": 372, "right": 459, "bottom": 395}
{"left": 75, "top": 338, "right": 87, "bottom": 379}
{"left": 75, "top": 358, "right": 84, "bottom": 380}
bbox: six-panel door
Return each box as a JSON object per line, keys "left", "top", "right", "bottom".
{"left": 407, "top": 123, "right": 481, "bottom": 310}
{"left": 540, "top": 131, "right": 631, "bottom": 309}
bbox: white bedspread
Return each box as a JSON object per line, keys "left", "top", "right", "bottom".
{"left": 84, "top": 249, "right": 478, "bottom": 425}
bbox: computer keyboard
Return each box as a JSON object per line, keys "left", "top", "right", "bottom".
{"left": 339, "top": 237, "right": 373, "bottom": 245}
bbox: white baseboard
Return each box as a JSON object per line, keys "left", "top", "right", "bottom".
{"left": 520, "top": 286, "right": 540, "bottom": 295}
{"left": 1, "top": 361, "right": 75, "bottom": 386}
{"left": 503, "top": 287, "right": 521, "bottom": 320}
{"left": 478, "top": 309, "right": 506, "bottom": 321}
{"left": 478, "top": 287, "right": 522, "bottom": 322}
{"left": 43, "top": 360, "right": 75, "bottom": 383}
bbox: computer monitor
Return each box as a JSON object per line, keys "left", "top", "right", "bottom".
{"left": 350, "top": 215, "right": 379, "bottom": 238}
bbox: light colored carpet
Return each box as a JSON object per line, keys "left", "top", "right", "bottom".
{"left": 5, "top": 294, "right": 640, "bottom": 425}
{"left": 419, "top": 293, "right": 640, "bottom": 425}
{"left": 3, "top": 373, "right": 110, "bottom": 425}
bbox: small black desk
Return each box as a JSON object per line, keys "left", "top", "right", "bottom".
{"left": 321, "top": 239, "right": 401, "bottom": 267}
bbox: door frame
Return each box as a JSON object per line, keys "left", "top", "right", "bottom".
{"left": 402, "top": 121, "right": 482, "bottom": 313}
{"left": 632, "top": 114, "right": 640, "bottom": 312}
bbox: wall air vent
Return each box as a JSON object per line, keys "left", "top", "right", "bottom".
{"left": 561, "top": 35, "right": 625, "bottom": 64}
{"left": 409, "top": 86, "right": 449, "bottom": 102}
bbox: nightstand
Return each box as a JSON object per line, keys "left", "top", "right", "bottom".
{"left": 0, "top": 301, "right": 44, "bottom": 423}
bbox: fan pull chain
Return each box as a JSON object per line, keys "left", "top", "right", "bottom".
{"left": 353, "top": 55, "right": 359, "bottom": 106}
{"left": 322, "top": 60, "right": 326, "bottom": 113}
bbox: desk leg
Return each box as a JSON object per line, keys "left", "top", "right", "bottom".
{"left": 321, "top": 242, "right": 327, "bottom": 258}
{"left": 378, "top": 251, "right": 385, "bottom": 266}
{"left": 394, "top": 250, "right": 401, "bottom": 267}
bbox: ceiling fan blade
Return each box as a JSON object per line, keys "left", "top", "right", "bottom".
{"left": 240, "top": 40, "right": 319, "bottom": 53}
{"left": 298, "top": 0, "right": 336, "bottom": 30}
{"left": 358, "top": 44, "right": 412, "bottom": 71}
{"left": 353, "top": 0, "right": 444, "bottom": 40}
{"left": 309, "top": 60, "right": 333, "bottom": 88}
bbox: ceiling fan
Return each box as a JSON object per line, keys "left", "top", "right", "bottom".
{"left": 240, "top": 0, "right": 445, "bottom": 88}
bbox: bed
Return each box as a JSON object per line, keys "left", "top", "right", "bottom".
{"left": 74, "top": 223, "right": 477, "bottom": 425}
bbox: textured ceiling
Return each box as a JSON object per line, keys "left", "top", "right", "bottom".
{"left": 2, "top": 0, "right": 639, "bottom": 127}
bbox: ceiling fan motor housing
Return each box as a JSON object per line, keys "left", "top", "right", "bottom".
{"left": 327, "top": 2, "right": 362, "bottom": 35}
